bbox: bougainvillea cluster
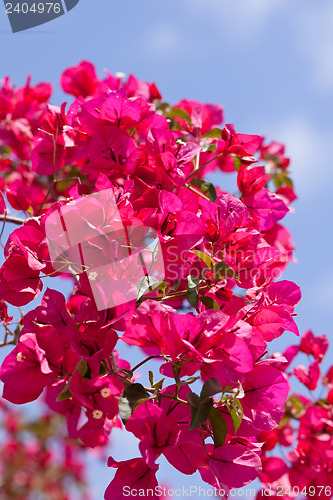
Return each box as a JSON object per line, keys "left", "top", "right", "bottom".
{"left": 0, "top": 399, "right": 89, "bottom": 500}
{"left": 257, "top": 329, "right": 333, "bottom": 499}
{"left": 0, "top": 61, "right": 304, "bottom": 498}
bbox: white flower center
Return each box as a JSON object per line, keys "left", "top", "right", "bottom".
{"left": 92, "top": 410, "right": 103, "bottom": 420}
{"left": 101, "top": 388, "right": 111, "bottom": 398}
{"left": 88, "top": 271, "right": 98, "bottom": 281}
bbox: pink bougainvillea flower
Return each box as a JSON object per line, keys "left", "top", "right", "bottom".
{"left": 201, "top": 443, "right": 262, "bottom": 489}
{"left": 105, "top": 457, "right": 159, "bottom": 500}
{"left": 258, "top": 280, "right": 302, "bottom": 312}
{"left": 260, "top": 456, "right": 289, "bottom": 486}
{"left": 299, "top": 329, "right": 329, "bottom": 363}
{"left": 238, "top": 365, "right": 289, "bottom": 434}
{"left": 276, "top": 185, "right": 297, "bottom": 206}
{"left": 126, "top": 73, "right": 162, "bottom": 102}
{"left": 126, "top": 401, "right": 180, "bottom": 466}
{"left": 237, "top": 165, "right": 271, "bottom": 197}
{"left": 0, "top": 255, "right": 43, "bottom": 306}
{"left": 175, "top": 99, "right": 223, "bottom": 134}
{"left": 68, "top": 323, "right": 118, "bottom": 378}
{"left": 248, "top": 305, "right": 299, "bottom": 341}
{"left": 294, "top": 361, "right": 321, "bottom": 391}
{"left": 31, "top": 129, "right": 75, "bottom": 176}
{"left": 163, "top": 428, "right": 207, "bottom": 474}
{"left": 60, "top": 60, "right": 99, "bottom": 98}
{"left": 5, "top": 219, "right": 53, "bottom": 273}
{"left": 277, "top": 344, "right": 300, "bottom": 371}
{"left": 70, "top": 371, "right": 123, "bottom": 420}
{"left": 76, "top": 410, "right": 114, "bottom": 448}
{"left": 243, "top": 187, "right": 289, "bottom": 231}
{"left": 242, "top": 365, "right": 289, "bottom": 413}
{"left": 0, "top": 334, "right": 54, "bottom": 404}
{"left": 99, "top": 89, "right": 151, "bottom": 131}
{"left": 0, "top": 299, "right": 13, "bottom": 323}
{"left": 260, "top": 140, "right": 290, "bottom": 170}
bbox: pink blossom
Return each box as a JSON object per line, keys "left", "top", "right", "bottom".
{"left": 0, "top": 255, "right": 43, "bottom": 306}
{"left": 126, "top": 401, "right": 180, "bottom": 466}
{"left": 300, "top": 329, "right": 329, "bottom": 363}
{"left": 203, "top": 443, "right": 262, "bottom": 489}
{"left": 105, "top": 457, "right": 159, "bottom": 500}
{"left": 294, "top": 361, "right": 320, "bottom": 391}
{"left": 60, "top": 60, "right": 99, "bottom": 98}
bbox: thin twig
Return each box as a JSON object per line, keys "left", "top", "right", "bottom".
{"left": 0, "top": 215, "right": 25, "bottom": 225}
{"left": 131, "top": 355, "right": 163, "bottom": 372}
{"left": 185, "top": 152, "right": 225, "bottom": 181}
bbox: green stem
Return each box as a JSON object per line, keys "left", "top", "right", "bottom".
{"left": 185, "top": 152, "right": 225, "bottom": 181}
{"left": 144, "top": 388, "right": 189, "bottom": 406}
{"left": 131, "top": 355, "right": 164, "bottom": 372}
{"left": 200, "top": 425, "right": 211, "bottom": 457}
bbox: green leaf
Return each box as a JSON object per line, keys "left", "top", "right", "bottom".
{"left": 201, "top": 128, "right": 222, "bottom": 139}
{"left": 200, "top": 378, "right": 222, "bottom": 400}
{"left": 190, "top": 178, "right": 217, "bottom": 202}
{"left": 156, "top": 280, "right": 169, "bottom": 297}
{"left": 282, "top": 175, "right": 294, "bottom": 189}
{"left": 209, "top": 407, "right": 228, "bottom": 448}
{"left": 233, "top": 156, "right": 242, "bottom": 172}
{"left": 148, "top": 371, "right": 154, "bottom": 387}
{"left": 99, "top": 360, "right": 109, "bottom": 376}
{"left": 169, "top": 279, "right": 180, "bottom": 292}
{"left": 285, "top": 395, "right": 305, "bottom": 419}
{"left": 201, "top": 142, "right": 217, "bottom": 153}
{"left": 136, "top": 276, "right": 161, "bottom": 300}
{"left": 213, "top": 261, "right": 238, "bottom": 281}
{"left": 153, "top": 378, "right": 165, "bottom": 391}
{"left": 199, "top": 296, "right": 220, "bottom": 310}
{"left": 187, "top": 392, "right": 214, "bottom": 430}
{"left": 56, "top": 384, "right": 72, "bottom": 402}
{"left": 190, "top": 250, "right": 215, "bottom": 270}
{"left": 168, "top": 107, "right": 191, "bottom": 124}
{"left": 75, "top": 359, "right": 88, "bottom": 378}
{"left": 118, "top": 383, "right": 150, "bottom": 424}
{"left": 179, "top": 376, "right": 200, "bottom": 386}
{"left": 13, "top": 323, "right": 23, "bottom": 344}
{"left": 227, "top": 398, "right": 243, "bottom": 432}
{"left": 187, "top": 275, "right": 200, "bottom": 308}
{"left": 235, "top": 381, "right": 245, "bottom": 399}
{"left": 118, "top": 369, "right": 133, "bottom": 379}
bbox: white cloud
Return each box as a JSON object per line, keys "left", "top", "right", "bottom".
{"left": 256, "top": 115, "right": 332, "bottom": 197}
{"left": 184, "top": 0, "right": 287, "bottom": 38}
{"left": 311, "top": 268, "right": 333, "bottom": 309}
{"left": 295, "top": 3, "right": 333, "bottom": 89}
{"left": 143, "top": 23, "right": 183, "bottom": 56}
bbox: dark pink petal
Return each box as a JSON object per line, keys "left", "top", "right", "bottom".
{"left": 105, "top": 457, "right": 159, "bottom": 500}
{"left": 294, "top": 361, "right": 320, "bottom": 390}
{"left": 207, "top": 443, "right": 262, "bottom": 488}
{"left": 243, "top": 188, "right": 288, "bottom": 231}
{"left": 300, "top": 329, "right": 329, "bottom": 363}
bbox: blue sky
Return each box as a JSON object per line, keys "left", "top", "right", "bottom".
{"left": 1, "top": 0, "right": 333, "bottom": 497}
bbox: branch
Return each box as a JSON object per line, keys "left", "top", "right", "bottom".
{"left": 131, "top": 355, "right": 164, "bottom": 372}
{"left": 0, "top": 215, "right": 25, "bottom": 226}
